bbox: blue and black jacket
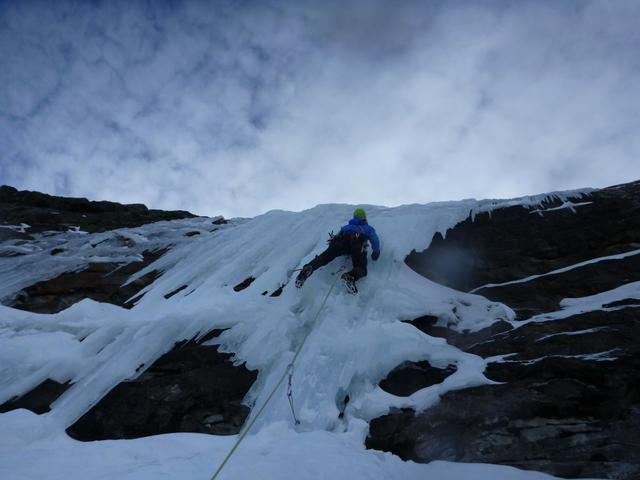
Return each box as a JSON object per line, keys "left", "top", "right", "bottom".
{"left": 339, "top": 217, "right": 380, "bottom": 254}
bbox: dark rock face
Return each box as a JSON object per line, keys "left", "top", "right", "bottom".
{"left": 66, "top": 330, "right": 257, "bottom": 440}
{"left": 470, "top": 253, "right": 640, "bottom": 319}
{"left": 367, "top": 409, "right": 417, "bottom": 461}
{"left": 0, "top": 185, "right": 194, "bottom": 234}
{"left": 0, "top": 379, "right": 70, "bottom": 414}
{"left": 405, "top": 315, "right": 513, "bottom": 351}
{"left": 368, "top": 180, "right": 640, "bottom": 479}
{"left": 371, "top": 309, "right": 640, "bottom": 479}
{"left": 233, "top": 276, "right": 255, "bottom": 292}
{"left": 269, "top": 285, "right": 284, "bottom": 297}
{"left": 164, "top": 284, "right": 189, "bottom": 299}
{"left": 406, "top": 180, "right": 640, "bottom": 294}
{"left": 380, "top": 361, "right": 456, "bottom": 397}
{"left": 10, "top": 249, "right": 166, "bottom": 313}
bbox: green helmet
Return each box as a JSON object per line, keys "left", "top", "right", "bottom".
{"left": 353, "top": 208, "right": 367, "bottom": 220}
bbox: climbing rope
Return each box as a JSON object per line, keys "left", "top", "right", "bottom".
{"left": 209, "top": 263, "right": 346, "bottom": 480}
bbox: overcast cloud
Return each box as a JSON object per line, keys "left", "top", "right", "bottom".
{"left": 1, "top": 0, "right": 639, "bottom": 217}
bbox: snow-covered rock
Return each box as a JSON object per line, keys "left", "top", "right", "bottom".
{"left": 375, "top": 180, "right": 640, "bottom": 479}
{"left": 2, "top": 182, "right": 638, "bottom": 480}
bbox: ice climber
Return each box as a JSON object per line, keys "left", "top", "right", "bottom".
{"left": 295, "top": 208, "right": 380, "bottom": 290}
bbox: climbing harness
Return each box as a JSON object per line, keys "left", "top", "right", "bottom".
{"left": 209, "top": 262, "right": 346, "bottom": 480}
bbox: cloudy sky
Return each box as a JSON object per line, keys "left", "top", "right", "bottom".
{"left": 1, "top": 0, "right": 639, "bottom": 217}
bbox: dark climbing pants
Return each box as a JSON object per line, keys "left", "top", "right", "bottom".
{"left": 307, "top": 233, "right": 367, "bottom": 280}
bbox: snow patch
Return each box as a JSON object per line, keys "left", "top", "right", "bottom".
{"left": 512, "top": 280, "right": 640, "bottom": 328}
{"left": 529, "top": 200, "right": 594, "bottom": 215}
{"left": 0, "top": 412, "right": 563, "bottom": 480}
{"left": 0, "top": 223, "right": 30, "bottom": 233}
{"left": 471, "top": 249, "right": 640, "bottom": 293}
{"left": 535, "top": 327, "right": 610, "bottom": 342}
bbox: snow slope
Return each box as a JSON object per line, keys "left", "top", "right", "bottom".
{"left": 0, "top": 191, "right": 594, "bottom": 480}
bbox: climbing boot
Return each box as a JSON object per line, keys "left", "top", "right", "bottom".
{"left": 341, "top": 272, "right": 358, "bottom": 294}
{"left": 295, "top": 265, "right": 314, "bottom": 288}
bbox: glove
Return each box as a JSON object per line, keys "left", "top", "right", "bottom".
{"left": 371, "top": 250, "right": 380, "bottom": 261}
